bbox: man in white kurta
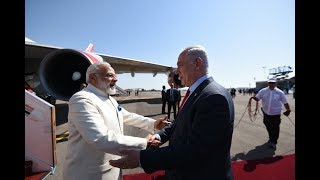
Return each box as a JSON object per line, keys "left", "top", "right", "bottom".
{"left": 63, "top": 62, "right": 168, "bottom": 180}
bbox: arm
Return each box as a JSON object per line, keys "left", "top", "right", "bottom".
{"left": 140, "top": 94, "right": 233, "bottom": 173}
{"left": 68, "top": 94, "right": 148, "bottom": 156}
{"left": 283, "top": 103, "right": 291, "bottom": 116}
{"left": 284, "top": 103, "right": 290, "bottom": 111}
{"left": 250, "top": 96, "right": 259, "bottom": 101}
{"left": 251, "top": 89, "right": 263, "bottom": 102}
{"left": 121, "top": 108, "right": 170, "bottom": 133}
{"left": 280, "top": 92, "right": 291, "bottom": 116}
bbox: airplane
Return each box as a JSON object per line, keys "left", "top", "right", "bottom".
{"left": 25, "top": 37, "right": 183, "bottom": 103}
{"left": 255, "top": 65, "right": 295, "bottom": 94}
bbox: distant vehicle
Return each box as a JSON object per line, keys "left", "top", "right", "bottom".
{"left": 255, "top": 66, "right": 295, "bottom": 93}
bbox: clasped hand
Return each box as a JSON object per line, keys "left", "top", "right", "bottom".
{"left": 109, "top": 134, "right": 161, "bottom": 169}
{"left": 146, "top": 134, "right": 161, "bottom": 148}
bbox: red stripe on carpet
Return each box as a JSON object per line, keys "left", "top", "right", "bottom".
{"left": 123, "top": 154, "right": 295, "bottom": 180}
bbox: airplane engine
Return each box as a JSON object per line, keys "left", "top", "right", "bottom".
{"left": 39, "top": 49, "right": 103, "bottom": 101}
{"left": 167, "top": 69, "right": 183, "bottom": 88}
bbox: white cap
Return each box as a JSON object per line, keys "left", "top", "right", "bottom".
{"left": 267, "top": 77, "right": 277, "bottom": 83}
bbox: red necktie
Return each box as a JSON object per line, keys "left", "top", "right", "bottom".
{"left": 179, "top": 89, "right": 190, "bottom": 112}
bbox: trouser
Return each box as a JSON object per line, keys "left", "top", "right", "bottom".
{"left": 162, "top": 101, "right": 166, "bottom": 114}
{"left": 262, "top": 110, "right": 281, "bottom": 144}
{"left": 167, "top": 101, "right": 177, "bottom": 120}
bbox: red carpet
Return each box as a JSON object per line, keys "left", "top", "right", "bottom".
{"left": 25, "top": 171, "right": 50, "bottom": 180}
{"left": 232, "top": 154, "right": 295, "bottom": 180}
{"left": 123, "top": 154, "right": 295, "bottom": 180}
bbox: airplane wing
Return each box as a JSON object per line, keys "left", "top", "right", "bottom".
{"left": 25, "top": 39, "right": 180, "bottom": 101}
{"left": 25, "top": 40, "right": 173, "bottom": 77}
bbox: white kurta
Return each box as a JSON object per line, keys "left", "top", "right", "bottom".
{"left": 63, "top": 84, "right": 156, "bottom": 180}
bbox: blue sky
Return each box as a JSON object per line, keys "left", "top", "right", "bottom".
{"left": 25, "top": 0, "right": 294, "bottom": 90}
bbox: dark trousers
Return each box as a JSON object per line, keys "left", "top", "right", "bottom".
{"left": 162, "top": 101, "right": 166, "bottom": 114}
{"left": 262, "top": 111, "right": 281, "bottom": 144}
{"left": 167, "top": 101, "right": 177, "bottom": 120}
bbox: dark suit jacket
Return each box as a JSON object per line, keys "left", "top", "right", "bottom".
{"left": 166, "top": 88, "right": 179, "bottom": 103}
{"left": 162, "top": 89, "right": 167, "bottom": 102}
{"left": 140, "top": 77, "right": 235, "bottom": 180}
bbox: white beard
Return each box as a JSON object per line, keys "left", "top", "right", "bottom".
{"left": 106, "top": 85, "right": 117, "bottom": 95}
{"left": 97, "top": 80, "right": 117, "bottom": 95}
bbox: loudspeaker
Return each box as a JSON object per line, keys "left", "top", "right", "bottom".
{"left": 39, "top": 49, "right": 102, "bottom": 101}
{"left": 167, "top": 69, "right": 183, "bottom": 88}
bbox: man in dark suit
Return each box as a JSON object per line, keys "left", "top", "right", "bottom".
{"left": 161, "top": 85, "right": 167, "bottom": 114}
{"left": 110, "top": 45, "right": 235, "bottom": 180}
{"left": 166, "top": 83, "right": 180, "bottom": 120}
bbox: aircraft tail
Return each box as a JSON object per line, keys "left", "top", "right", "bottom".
{"left": 85, "top": 43, "right": 94, "bottom": 52}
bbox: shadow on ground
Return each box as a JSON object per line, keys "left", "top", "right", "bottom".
{"left": 232, "top": 142, "right": 276, "bottom": 162}
{"left": 231, "top": 142, "right": 279, "bottom": 172}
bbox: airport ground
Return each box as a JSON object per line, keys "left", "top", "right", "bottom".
{"left": 46, "top": 91, "right": 295, "bottom": 180}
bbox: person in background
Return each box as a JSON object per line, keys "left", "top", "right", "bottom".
{"left": 175, "top": 84, "right": 181, "bottom": 111}
{"left": 166, "top": 83, "right": 179, "bottom": 120}
{"left": 249, "top": 77, "right": 291, "bottom": 149}
{"left": 63, "top": 61, "right": 170, "bottom": 180}
{"left": 161, "top": 85, "right": 167, "bottom": 114}
{"left": 80, "top": 83, "right": 87, "bottom": 90}
{"left": 110, "top": 45, "right": 235, "bottom": 180}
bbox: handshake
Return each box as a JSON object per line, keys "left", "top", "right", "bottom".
{"left": 283, "top": 109, "right": 291, "bottom": 116}
{"left": 146, "top": 134, "right": 161, "bottom": 148}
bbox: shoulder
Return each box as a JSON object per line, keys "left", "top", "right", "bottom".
{"left": 275, "top": 88, "right": 285, "bottom": 95}
{"left": 201, "top": 82, "right": 230, "bottom": 99}
{"left": 69, "top": 90, "right": 95, "bottom": 103}
{"left": 275, "top": 87, "right": 284, "bottom": 92}
{"left": 207, "top": 80, "right": 228, "bottom": 93}
{"left": 259, "top": 87, "right": 268, "bottom": 93}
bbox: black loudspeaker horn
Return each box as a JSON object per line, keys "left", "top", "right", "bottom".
{"left": 39, "top": 49, "right": 103, "bottom": 101}
{"left": 167, "top": 69, "right": 183, "bottom": 88}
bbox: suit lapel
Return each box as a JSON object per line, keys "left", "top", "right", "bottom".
{"left": 183, "top": 77, "right": 213, "bottom": 110}
{"left": 176, "top": 77, "right": 213, "bottom": 119}
{"left": 171, "top": 77, "right": 214, "bottom": 134}
{"left": 192, "top": 77, "right": 213, "bottom": 97}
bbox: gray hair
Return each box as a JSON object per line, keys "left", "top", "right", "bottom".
{"left": 86, "top": 61, "right": 111, "bottom": 83}
{"left": 183, "top": 45, "right": 209, "bottom": 68}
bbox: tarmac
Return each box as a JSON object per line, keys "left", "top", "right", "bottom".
{"left": 45, "top": 90, "right": 295, "bottom": 179}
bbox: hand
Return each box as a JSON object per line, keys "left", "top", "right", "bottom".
{"left": 154, "top": 115, "right": 171, "bottom": 130}
{"left": 146, "top": 134, "right": 161, "bottom": 148}
{"left": 146, "top": 134, "right": 160, "bottom": 142}
{"left": 283, "top": 110, "right": 291, "bottom": 116}
{"left": 109, "top": 149, "right": 140, "bottom": 169}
